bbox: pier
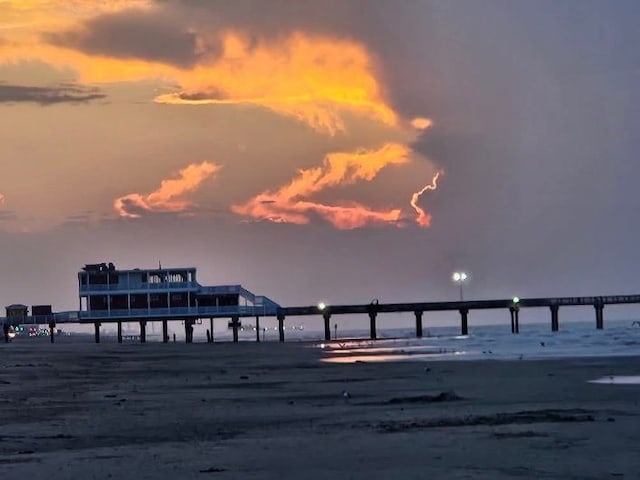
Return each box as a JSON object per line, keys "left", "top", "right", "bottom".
{"left": 2, "top": 263, "right": 639, "bottom": 344}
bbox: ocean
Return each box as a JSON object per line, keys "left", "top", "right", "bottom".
{"left": 313, "top": 319, "right": 640, "bottom": 363}
{"left": 18, "top": 318, "right": 640, "bottom": 364}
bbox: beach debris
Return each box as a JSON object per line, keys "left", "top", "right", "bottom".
{"left": 424, "top": 367, "right": 431, "bottom": 373}
{"left": 378, "top": 408, "right": 594, "bottom": 433}
{"left": 540, "top": 342, "right": 546, "bottom": 347}
{"left": 342, "top": 390, "right": 351, "bottom": 402}
{"left": 199, "top": 466, "right": 227, "bottom": 473}
{"left": 387, "top": 390, "right": 463, "bottom": 404}
{"left": 492, "top": 431, "right": 549, "bottom": 439}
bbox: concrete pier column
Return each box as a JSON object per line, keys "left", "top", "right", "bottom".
{"left": 277, "top": 313, "right": 285, "bottom": 343}
{"left": 140, "top": 320, "right": 147, "bottom": 343}
{"left": 162, "top": 320, "right": 168, "bottom": 343}
{"left": 414, "top": 311, "right": 423, "bottom": 338}
{"left": 117, "top": 322, "right": 122, "bottom": 343}
{"left": 209, "top": 318, "right": 214, "bottom": 343}
{"left": 550, "top": 305, "right": 559, "bottom": 332}
{"left": 323, "top": 312, "right": 331, "bottom": 341}
{"left": 509, "top": 307, "right": 520, "bottom": 334}
{"left": 94, "top": 322, "right": 101, "bottom": 343}
{"left": 255, "top": 316, "right": 260, "bottom": 342}
{"left": 595, "top": 301, "right": 604, "bottom": 330}
{"left": 49, "top": 321, "right": 56, "bottom": 344}
{"left": 231, "top": 316, "right": 240, "bottom": 343}
{"left": 459, "top": 308, "right": 469, "bottom": 336}
{"left": 368, "top": 311, "right": 377, "bottom": 340}
{"left": 185, "top": 319, "right": 194, "bottom": 343}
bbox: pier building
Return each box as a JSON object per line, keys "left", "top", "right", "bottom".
{"left": 77, "top": 263, "right": 280, "bottom": 343}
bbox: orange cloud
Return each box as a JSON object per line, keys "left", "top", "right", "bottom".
{"left": 410, "top": 171, "right": 442, "bottom": 227}
{"left": 0, "top": 3, "right": 443, "bottom": 229}
{"left": 0, "top": 194, "right": 5, "bottom": 204}
{"left": 232, "top": 143, "right": 410, "bottom": 229}
{"left": 0, "top": 4, "right": 397, "bottom": 135}
{"left": 114, "top": 161, "right": 220, "bottom": 218}
{"left": 410, "top": 117, "right": 433, "bottom": 130}
{"left": 154, "top": 31, "right": 398, "bottom": 135}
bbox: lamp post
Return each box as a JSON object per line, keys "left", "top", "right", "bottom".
{"left": 452, "top": 272, "right": 468, "bottom": 301}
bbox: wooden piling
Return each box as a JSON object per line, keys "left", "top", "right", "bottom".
{"left": 117, "top": 321, "right": 122, "bottom": 343}
{"left": 414, "top": 310, "right": 423, "bottom": 338}
{"left": 277, "top": 313, "right": 285, "bottom": 342}
{"left": 94, "top": 322, "right": 100, "bottom": 343}
{"left": 368, "top": 311, "right": 377, "bottom": 340}
{"left": 550, "top": 305, "right": 559, "bottom": 332}
{"left": 595, "top": 301, "right": 604, "bottom": 329}
{"left": 231, "top": 316, "right": 239, "bottom": 343}
{"left": 460, "top": 308, "right": 469, "bottom": 335}
{"left": 323, "top": 312, "right": 331, "bottom": 341}
{"left": 49, "top": 321, "right": 55, "bottom": 344}
{"left": 162, "top": 320, "right": 168, "bottom": 343}
{"left": 140, "top": 320, "right": 147, "bottom": 343}
{"left": 255, "top": 316, "right": 260, "bottom": 342}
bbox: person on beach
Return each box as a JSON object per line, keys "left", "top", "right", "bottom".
{"left": 3, "top": 322, "right": 9, "bottom": 343}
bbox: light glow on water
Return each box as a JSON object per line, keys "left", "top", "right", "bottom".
{"left": 588, "top": 376, "right": 640, "bottom": 385}
{"left": 315, "top": 320, "right": 640, "bottom": 363}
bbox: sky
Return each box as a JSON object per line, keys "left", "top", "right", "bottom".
{"left": 0, "top": 0, "right": 639, "bottom": 324}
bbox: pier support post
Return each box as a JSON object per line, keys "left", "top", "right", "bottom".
{"left": 368, "top": 311, "right": 377, "bottom": 340}
{"left": 255, "top": 316, "right": 260, "bottom": 342}
{"left": 323, "top": 312, "right": 331, "bottom": 341}
{"left": 94, "top": 322, "right": 101, "bottom": 343}
{"left": 509, "top": 307, "right": 520, "bottom": 334}
{"left": 140, "top": 320, "right": 147, "bottom": 343}
{"left": 49, "top": 321, "right": 55, "bottom": 344}
{"left": 414, "top": 311, "right": 423, "bottom": 338}
{"left": 117, "top": 322, "right": 122, "bottom": 343}
{"left": 231, "top": 316, "right": 240, "bottom": 343}
{"left": 162, "top": 320, "right": 168, "bottom": 343}
{"left": 209, "top": 318, "right": 214, "bottom": 343}
{"left": 595, "top": 301, "right": 604, "bottom": 330}
{"left": 550, "top": 305, "right": 559, "bottom": 332}
{"left": 277, "top": 313, "right": 285, "bottom": 342}
{"left": 459, "top": 308, "right": 469, "bottom": 336}
{"left": 185, "top": 319, "right": 195, "bottom": 343}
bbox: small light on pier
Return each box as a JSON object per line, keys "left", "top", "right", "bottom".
{"left": 512, "top": 296, "right": 520, "bottom": 304}
{"left": 317, "top": 302, "right": 327, "bottom": 311}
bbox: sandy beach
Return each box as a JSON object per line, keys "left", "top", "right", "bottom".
{"left": 1, "top": 340, "right": 639, "bottom": 479}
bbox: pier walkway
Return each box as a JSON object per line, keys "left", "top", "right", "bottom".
{"left": 2, "top": 294, "right": 639, "bottom": 344}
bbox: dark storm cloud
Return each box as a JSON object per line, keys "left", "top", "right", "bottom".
{"left": 45, "top": 8, "right": 216, "bottom": 68}
{"left": 0, "top": 83, "right": 106, "bottom": 105}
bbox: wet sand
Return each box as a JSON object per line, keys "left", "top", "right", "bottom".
{"left": 1, "top": 340, "right": 639, "bottom": 479}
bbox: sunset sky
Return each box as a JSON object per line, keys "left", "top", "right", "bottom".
{"left": 1, "top": 0, "right": 639, "bottom": 321}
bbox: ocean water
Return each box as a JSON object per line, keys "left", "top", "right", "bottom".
{"left": 309, "top": 319, "right": 640, "bottom": 363}
{"left": 16, "top": 319, "right": 640, "bottom": 364}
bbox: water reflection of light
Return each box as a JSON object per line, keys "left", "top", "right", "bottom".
{"left": 322, "top": 353, "right": 459, "bottom": 363}
{"left": 327, "top": 345, "right": 446, "bottom": 355}
{"left": 588, "top": 375, "right": 640, "bottom": 385}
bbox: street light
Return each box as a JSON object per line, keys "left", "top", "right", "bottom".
{"left": 452, "top": 272, "right": 468, "bottom": 301}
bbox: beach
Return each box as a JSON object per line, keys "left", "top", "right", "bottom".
{"left": 1, "top": 340, "right": 639, "bottom": 479}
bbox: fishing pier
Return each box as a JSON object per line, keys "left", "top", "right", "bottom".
{"left": 1, "top": 263, "right": 639, "bottom": 344}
